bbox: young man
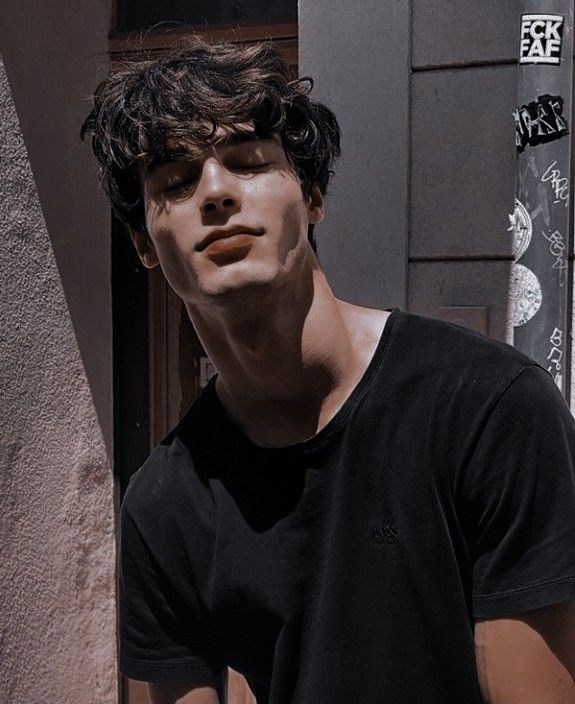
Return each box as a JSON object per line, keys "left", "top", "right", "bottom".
{"left": 83, "top": 39, "right": 575, "bottom": 704}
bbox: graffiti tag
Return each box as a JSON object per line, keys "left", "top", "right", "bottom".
{"left": 547, "top": 327, "right": 563, "bottom": 388}
{"left": 514, "top": 94, "right": 569, "bottom": 153}
{"left": 541, "top": 228, "right": 568, "bottom": 287}
{"left": 541, "top": 160, "right": 569, "bottom": 207}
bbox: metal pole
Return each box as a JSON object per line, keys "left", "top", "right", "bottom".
{"left": 510, "top": 0, "right": 573, "bottom": 394}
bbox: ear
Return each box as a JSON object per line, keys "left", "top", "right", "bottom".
{"left": 306, "top": 184, "right": 325, "bottom": 225}
{"left": 129, "top": 228, "right": 160, "bottom": 269}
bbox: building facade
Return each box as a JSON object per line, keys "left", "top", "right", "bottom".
{"left": 0, "top": 1, "right": 572, "bottom": 702}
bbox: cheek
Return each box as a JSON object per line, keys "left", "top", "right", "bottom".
{"left": 281, "top": 186, "right": 311, "bottom": 253}
{"left": 282, "top": 200, "right": 308, "bottom": 244}
{"left": 145, "top": 206, "right": 199, "bottom": 295}
{"left": 147, "top": 200, "right": 203, "bottom": 271}
{"left": 146, "top": 200, "right": 194, "bottom": 245}
{"left": 256, "top": 177, "right": 309, "bottom": 248}
{"left": 156, "top": 247, "right": 197, "bottom": 299}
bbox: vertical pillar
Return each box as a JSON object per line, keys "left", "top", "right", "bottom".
{"left": 511, "top": 1, "right": 573, "bottom": 394}
{"left": 298, "top": 0, "right": 410, "bottom": 309}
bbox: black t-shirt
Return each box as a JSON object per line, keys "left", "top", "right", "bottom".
{"left": 119, "top": 310, "right": 575, "bottom": 703}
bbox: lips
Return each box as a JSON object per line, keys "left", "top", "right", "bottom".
{"left": 196, "top": 225, "right": 264, "bottom": 252}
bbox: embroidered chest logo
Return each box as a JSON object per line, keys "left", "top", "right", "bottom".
{"left": 371, "top": 521, "right": 399, "bottom": 544}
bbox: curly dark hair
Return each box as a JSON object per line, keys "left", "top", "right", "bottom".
{"left": 81, "top": 37, "right": 341, "bottom": 251}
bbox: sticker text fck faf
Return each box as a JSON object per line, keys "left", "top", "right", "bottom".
{"left": 520, "top": 14, "right": 564, "bottom": 65}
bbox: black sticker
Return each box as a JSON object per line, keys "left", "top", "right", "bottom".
{"left": 513, "top": 94, "right": 569, "bottom": 153}
{"left": 520, "top": 14, "right": 564, "bottom": 65}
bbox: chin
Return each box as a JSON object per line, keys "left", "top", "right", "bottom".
{"left": 197, "top": 259, "right": 286, "bottom": 301}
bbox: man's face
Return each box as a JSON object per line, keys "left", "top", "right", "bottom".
{"left": 134, "top": 128, "right": 324, "bottom": 307}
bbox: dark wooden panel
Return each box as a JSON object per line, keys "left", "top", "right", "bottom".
{"left": 116, "top": 0, "right": 296, "bottom": 32}
{"left": 410, "top": 65, "right": 516, "bottom": 260}
{"left": 109, "top": 25, "right": 298, "bottom": 72}
{"left": 408, "top": 260, "right": 513, "bottom": 342}
{"left": 412, "top": 0, "right": 521, "bottom": 68}
{"left": 112, "top": 216, "right": 150, "bottom": 498}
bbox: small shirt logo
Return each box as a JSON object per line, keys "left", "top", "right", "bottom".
{"left": 520, "top": 14, "right": 564, "bottom": 65}
{"left": 371, "top": 522, "right": 399, "bottom": 544}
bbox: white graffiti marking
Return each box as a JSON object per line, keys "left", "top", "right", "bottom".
{"left": 530, "top": 199, "right": 551, "bottom": 226}
{"left": 514, "top": 94, "right": 568, "bottom": 153}
{"left": 541, "top": 228, "right": 568, "bottom": 286}
{"left": 541, "top": 160, "right": 569, "bottom": 207}
{"left": 547, "top": 327, "right": 563, "bottom": 388}
{"left": 550, "top": 326, "right": 563, "bottom": 348}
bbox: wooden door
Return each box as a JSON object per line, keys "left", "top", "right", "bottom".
{"left": 123, "top": 267, "right": 257, "bottom": 704}
{"left": 111, "top": 21, "right": 297, "bottom": 704}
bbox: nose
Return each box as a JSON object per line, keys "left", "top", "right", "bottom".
{"left": 198, "top": 159, "right": 240, "bottom": 218}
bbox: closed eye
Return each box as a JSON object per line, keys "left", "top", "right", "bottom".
{"left": 162, "top": 177, "right": 197, "bottom": 195}
{"left": 229, "top": 162, "right": 271, "bottom": 173}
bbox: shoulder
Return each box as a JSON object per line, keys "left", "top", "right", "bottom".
{"left": 122, "top": 386, "right": 214, "bottom": 520}
{"left": 383, "top": 312, "right": 567, "bottom": 475}
{"left": 394, "top": 310, "right": 530, "bottom": 367}
{"left": 390, "top": 310, "right": 539, "bottom": 398}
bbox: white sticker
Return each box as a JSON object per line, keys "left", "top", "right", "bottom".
{"left": 510, "top": 263, "right": 542, "bottom": 327}
{"left": 507, "top": 198, "right": 532, "bottom": 261}
{"left": 199, "top": 356, "right": 216, "bottom": 388}
{"left": 520, "top": 14, "right": 564, "bottom": 65}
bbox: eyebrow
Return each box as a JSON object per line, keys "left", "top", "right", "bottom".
{"left": 213, "top": 131, "right": 262, "bottom": 148}
{"left": 144, "top": 131, "right": 269, "bottom": 179}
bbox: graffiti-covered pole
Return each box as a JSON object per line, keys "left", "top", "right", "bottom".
{"left": 511, "top": 1, "right": 573, "bottom": 394}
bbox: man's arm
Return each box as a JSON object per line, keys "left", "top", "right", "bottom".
{"left": 475, "top": 601, "right": 575, "bottom": 703}
{"left": 147, "top": 682, "right": 220, "bottom": 704}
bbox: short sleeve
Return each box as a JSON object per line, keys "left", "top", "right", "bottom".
{"left": 119, "top": 496, "right": 226, "bottom": 694}
{"left": 458, "top": 364, "right": 575, "bottom": 619}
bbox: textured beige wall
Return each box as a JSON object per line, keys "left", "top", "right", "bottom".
{"left": 0, "top": 0, "right": 113, "bottom": 455}
{"left": 0, "top": 53, "right": 117, "bottom": 703}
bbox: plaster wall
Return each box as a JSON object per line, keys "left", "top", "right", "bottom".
{"left": 0, "top": 0, "right": 114, "bottom": 455}
{"left": 0, "top": 53, "right": 117, "bottom": 704}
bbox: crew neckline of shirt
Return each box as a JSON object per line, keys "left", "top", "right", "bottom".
{"left": 204, "top": 308, "right": 401, "bottom": 457}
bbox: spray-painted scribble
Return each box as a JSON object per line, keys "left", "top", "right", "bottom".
{"left": 541, "top": 228, "right": 568, "bottom": 286}
{"left": 507, "top": 198, "right": 533, "bottom": 260}
{"left": 520, "top": 14, "right": 564, "bottom": 65}
{"left": 510, "top": 263, "right": 543, "bottom": 326}
{"left": 541, "top": 160, "right": 570, "bottom": 206}
{"left": 550, "top": 326, "right": 563, "bottom": 347}
{"left": 514, "top": 94, "right": 569, "bottom": 152}
{"left": 529, "top": 199, "right": 552, "bottom": 226}
{"left": 547, "top": 326, "right": 564, "bottom": 387}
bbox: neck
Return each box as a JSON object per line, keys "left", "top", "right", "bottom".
{"left": 185, "top": 263, "right": 366, "bottom": 447}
